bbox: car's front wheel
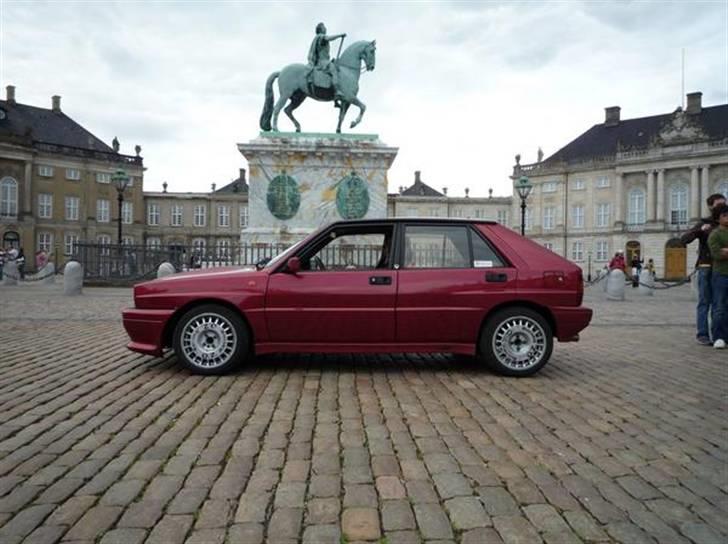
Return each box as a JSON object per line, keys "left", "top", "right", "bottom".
{"left": 480, "top": 307, "right": 553, "bottom": 376}
{"left": 173, "top": 304, "right": 248, "bottom": 375}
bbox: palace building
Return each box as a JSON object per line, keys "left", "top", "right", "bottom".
{"left": 511, "top": 92, "right": 728, "bottom": 279}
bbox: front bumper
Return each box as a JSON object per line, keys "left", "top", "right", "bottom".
{"left": 551, "top": 306, "right": 593, "bottom": 342}
{"left": 122, "top": 308, "right": 175, "bottom": 356}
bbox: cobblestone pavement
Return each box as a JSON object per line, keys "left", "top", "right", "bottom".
{"left": 0, "top": 281, "right": 725, "bottom": 544}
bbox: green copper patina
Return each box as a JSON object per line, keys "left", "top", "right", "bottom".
{"left": 267, "top": 173, "right": 301, "bottom": 220}
{"left": 259, "top": 22, "right": 377, "bottom": 134}
{"left": 336, "top": 173, "right": 370, "bottom": 219}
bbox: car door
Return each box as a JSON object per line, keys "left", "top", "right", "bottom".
{"left": 265, "top": 224, "right": 397, "bottom": 344}
{"left": 395, "top": 223, "right": 517, "bottom": 344}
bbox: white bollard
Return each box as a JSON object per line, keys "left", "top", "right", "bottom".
{"left": 606, "top": 269, "right": 626, "bottom": 301}
{"left": 63, "top": 261, "right": 83, "bottom": 295}
{"left": 157, "top": 262, "right": 176, "bottom": 278}
{"left": 3, "top": 260, "right": 18, "bottom": 286}
{"left": 42, "top": 263, "right": 56, "bottom": 285}
{"left": 637, "top": 271, "right": 655, "bottom": 296}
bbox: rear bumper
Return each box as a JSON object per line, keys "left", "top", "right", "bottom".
{"left": 552, "top": 305, "right": 592, "bottom": 342}
{"left": 122, "top": 308, "right": 175, "bottom": 356}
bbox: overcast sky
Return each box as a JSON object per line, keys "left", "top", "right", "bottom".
{"left": 1, "top": 0, "right": 727, "bottom": 196}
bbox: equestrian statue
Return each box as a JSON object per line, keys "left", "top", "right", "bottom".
{"left": 259, "top": 22, "right": 376, "bottom": 134}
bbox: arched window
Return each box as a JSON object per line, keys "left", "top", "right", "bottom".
{"left": 628, "top": 188, "right": 645, "bottom": 224}
{"left": 0, "top": 177, "right": 18, "bottom": 218}
{"left": 669, "top": 184, "right": 688, "bottom": 225}
{"left": 717, "top": 181, "right": 728, "bottom": 200}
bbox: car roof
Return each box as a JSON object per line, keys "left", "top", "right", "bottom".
{"left": 328, "top": 218, "right": 498, "bottom": 227}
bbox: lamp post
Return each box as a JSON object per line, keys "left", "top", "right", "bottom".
{"left": 111, "top": 169, "right": 130, "bottom": 246}
{"left": 514, "top": 175, "right": 533, "bottom": 236}
{"left": 587, "top": 251, "right": 592, "bottom": 282}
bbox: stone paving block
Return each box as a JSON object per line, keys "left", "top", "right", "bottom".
{"left": 146, "top": 514, "right": 193, "bottom": 544}
{"left": 227, "top": 523, "right": 264, "bottom": 544}
{"left": 342, "top": 507, "right": 381, "bottom": 541}
{"left": 0, "top": 504, "right": 55, "bottom": 544}
{"left": 100, "top": 479, "right": 145, "bottom": 506}
{"left": 195, "top": 499, "right": 232, "bottom": 529}
{"left": 167, "top": 487, "right": 207, "bottom": 514}
{"left": 302, "top": 524, "right": 341, "bottom": 544}
{"left": 306, "top": 497, "right": 340, "bottom": 524}
{"left": 267, "top": 507, "right": 303, "bottom": 540}
{"left": 444, "top": 496, "right": 490, "bottom": 530}
{"left": 461, "top": 527, "right": 504, "bottom": 544}
{"left": 98, "top": 528, "right": 146, "bottom": 544}
{"left": 343, "top": 484, "right": 378, "bottom": 507}
{"left": 185, "top": 528, "right": 226, "bottom": 544}
{"left": 433, "top": 472, "right": 472, "bottom": 499}
{"left": 23, "top": 525, "right": 67, "bottom": 544}
{"left": 478, "top": 486, "right": 520, "bottom": 516}
{"left": 376, "top": 475, "right": 406, "bottom": 499}
{"left": 400, "top": 459, "right": 429, "bottom": 481}
{"left": 492, "top": 515, "right": 542, "bottom": 544}
{"left": 563, "top": 510, "right": 609, "bottom": 542}
{"left": 116, "top": 500, "right": 164, "bottom": 528}
{"left": 413, "top": 503, "right": 454, "bottom": 540}
{"left": 606, "top": 521, "right": 658, "bottom": 544}
{"left": 63, "top": 505, "right": 123, "bottom": 541}
{"left": 382, "top": 499, "right": 416, "bottom": 531}
{"left": 523, "top": 504, "right": 570, "bottom": 534}
{"left": 406, "top": 480, "right": 439, "bottom": 503}
{"left": 45, "top": 496, "right": 97, "bottom": 527}
{"left": 680, "top": 522, "right": 725, "bottom": 544}
{"left": 384, "top": 529, "right": 421, "bottom": 544}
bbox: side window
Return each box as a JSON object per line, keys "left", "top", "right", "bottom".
{"left": 471, "top": 230, "right": 506, "bottom": 268}
{"left": 304, "top": 228, "right": 393, "bottom": 271}
{"left": 403, "top": 225, "right": 469, "bottom": 268}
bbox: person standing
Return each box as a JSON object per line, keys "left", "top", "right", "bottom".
{"left": 707, "top": 204, "right": 728, "bottom": 349}
{"left": 681, "top": 193, "right": 727, "bottom": 345}
{"left": 16, "top": 247, "right": 25, "bottom": 280}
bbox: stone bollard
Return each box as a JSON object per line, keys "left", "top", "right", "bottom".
{"left": 637, "top": 271, "right": 655, "bottom": 296}
{"left": 157, "top": 262, "right": 176, "bottom": 278}
{"left": 63, "top": 261, "right": 83, "bottom": 296}
{"left": 3, "top": 260, "right": 18, "bottom": 286}
{"left": 606, "top": 269, "right": 625, "bottom": 301}
{"left": 42, "top": 263, "right": 56, "bottom": 285}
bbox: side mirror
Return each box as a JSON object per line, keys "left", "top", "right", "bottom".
{"left": 286, "top": 257, "right": 301, "bottom": 274}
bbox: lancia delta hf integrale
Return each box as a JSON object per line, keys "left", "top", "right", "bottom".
{"left": 123, "top": 219, "right": 592, "bottom": 376}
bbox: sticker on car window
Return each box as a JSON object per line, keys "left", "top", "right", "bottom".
{"left": 474, "top": 260, "right": 494, "bottom": 268}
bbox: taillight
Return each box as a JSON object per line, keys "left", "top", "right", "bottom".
{"left": 576, "top": 270, "right": 584, "bottom": 306}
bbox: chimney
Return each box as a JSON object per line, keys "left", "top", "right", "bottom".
{"left": 465, "top": 188, "right": 470, "bottom": 198}
{"left": 442, "top": 187, "right": 448, "bottom": 196}
{"left": 686, "top": 92, "right": 702, "bottom": 114}
{"left": 398, "top": 186, "right": 404, "bottom": 194}
{"left": 604, "top": 106, "right": 620, "bottom": 126}
{"left": 489, "top": 188, "right": 493, "bottom": 199}
{"left": 6, "top": 85, "right": 15, "bottom": 104}
{"left": 211, "top": 183, "right": 216, "bottom": 192}
{"left": 52, "top": 95, "right": 61, "bottom": 113}
{"left": 239, "top": 168, "right": 246, "bottom": 182}
{"left": 162, "top": 181, "right": 168, "bottom": 193}
{"left": 414, "top": 170, "right": 421, "bottom": 183}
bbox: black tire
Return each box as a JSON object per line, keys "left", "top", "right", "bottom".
{"left": 479, "top": 306, "right": 553, "bottom": 377}
{"left": 173, "top": 304, "right": 249, "bottom": 375}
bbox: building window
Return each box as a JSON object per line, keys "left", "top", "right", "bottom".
{"left": 571, "top": 205, "right": 584, "bottom": 228}
{"left": 628, "top": 188, "right": 646, "bottom": 224}
{"left": 146, "top": 237, "right": 161, "bottom": 249}
{"left": 571, "top": 241, "right": 584, "bottom": 261}
{"left": 670, "top": 184, "right": 688, "bottom": 225}
{"left": 596, "top": 240, "right": 609, "bottom": 261}
{"left": 0, "top": 177, "right": 18, "bottom": 217}
{"left": 65, "top": 168, "right": 81, "bottom": 181}
{"left": 97, "top": 234, "right": 111, "bottom": 255}
{"left": 64, "top": 233, "right": 79, "bottom": 256}
{"left": 65, "top": 196, "right": 80, "bottom": 221}
{"left": 573, "top": 179, "right": 585, "bottom": 190}
{"left": 122, "top": 236, "right": 134, "bottom": 246}
{"left": 544, "top": 242, "right": 554, "bottom": 251}
{"left": 542, "top": 181, "right": 557, "bottom": 193}
{"left": 171, "top": 205, "right": 183, "bottom": 226}
{"left": 595, "top": 203, "right": 610, "bottom": 228}
{"left": 192, "top": 238, "right": 206, "bottom": 252}
{"left": 405, "top": 207, "right": 417, "bottom": 217}
{"left": 218, "top": 205, "right": 231, "bottom": 226}
{"left": 524, "top": 209, "right": 532, "bottom": 231}
{"left": 596, "top": 176, "right": 610, "bottom": 188}
{"left": 240, "top": 205, "right": 249, "bottom": 227}
{"left": 450, "top": 208, "right": 462, "bottom": 218}
{"left": 543, "top": 207, "right": 555, "bottom": 230}
{"left": 718, "top": 181, "right": 728, "bottom": 199}
{"left": 37, "top": 232, "right": 53, "bottom": 252}
{"left": 127, "top": 176, "right": 135, "bottom": 187}
{"left": 97, "top": 199, "right": 110, "bottom": 222}
{"left": 122, "top": 202, "right": 133, "bottom": 224}
{"left": 474, "top": 209, "right": 485, "bottom": 218}
{"left": 497, "top": 210, "right": 508, "bottom": 225}
{"left": 96, "top": 172, "right": 111, "bottom": 184}
{"left": 147, "top": 203, "right": 160, "bottom": 226}
{"left": 217, "top": 239, "right": 231, "bottom": 259}
{"left": 194, "top": 205, "right": 206, "bottom": 227}
{"left": 38, "top": 165, "right": 54, "bottom": 177}
{"left": 38, "top": 193, "right": 53, "bottom": 219}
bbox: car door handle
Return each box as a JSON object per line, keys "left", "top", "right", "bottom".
{"left": 369, "top": 275, "right": 392, "bottom": 285}
{"left": 485, "top": 272, "right": 508, "bottom": 283}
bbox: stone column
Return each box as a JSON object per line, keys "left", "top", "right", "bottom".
{"left": 700, "top": 165, "right": 710, "bottom": 213}
{"left": 656, "top": 169, "right": 665, "bottom": 222}
{"left": 614, "top": 173, "right": 624, "bottom": 225}
{"left": 646, "top": 170, "right": 655, "bottom": 222}
{"left": 690, "top": 166, "right": 700, "bottom": 220}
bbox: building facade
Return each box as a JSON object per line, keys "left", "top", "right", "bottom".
{"left": 0, "top": 86, "right": 145, "bottom": 270}
{"left": 512, "top": 92, "right": 728, "bottom": 279}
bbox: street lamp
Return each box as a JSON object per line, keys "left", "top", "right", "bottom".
{"left": 111, "top": 169, "right": 131, "bottom": 246}
{"left": 514, "top": 175, "right": 533, "bottom": 236}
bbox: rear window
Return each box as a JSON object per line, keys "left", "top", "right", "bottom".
{"left": 471, "top": 230, "right": 505, "bottom": 268}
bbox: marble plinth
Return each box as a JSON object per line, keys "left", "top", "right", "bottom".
{"left": 238, "top": 132, "right": 398, "bottom": 244}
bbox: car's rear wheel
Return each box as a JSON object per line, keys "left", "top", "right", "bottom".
{"left": 480, "top": 307, "right": 553, "bottom": 376}
{"left": 173, "top": 304, "right": 248, "bottom": 375}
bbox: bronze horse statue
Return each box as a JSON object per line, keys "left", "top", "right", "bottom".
{"left": 259, "top": 40, "right": 376, "bottom": 134}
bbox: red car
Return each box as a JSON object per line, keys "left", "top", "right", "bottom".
{"left": 123, "top": 219, "right": 591, "bottom": 376}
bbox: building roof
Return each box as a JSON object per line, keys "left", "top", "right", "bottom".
{"left": 400, "top": 171, "right": 443, "bottom": 197}
{"left": 544, "top": 103, "right": 728, "bottom": 165}
{"left": 215, "top": 169, "right": 249, "bottom": 194}
{"left": 0, "top": 99, "right": 114, "bottom": 152}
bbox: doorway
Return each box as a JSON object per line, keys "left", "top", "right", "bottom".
{"left": 664, "top": 238, "right": 687, "bottom": 280}
{"left": 625, "top": 240, "right": 641, "bottom": 265}
{"left": 2, "top": 231, "right": 20, "bottom": 249}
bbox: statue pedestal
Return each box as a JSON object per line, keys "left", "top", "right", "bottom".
{"left": 238, "top": 132, "right": 398, "bottom": 245}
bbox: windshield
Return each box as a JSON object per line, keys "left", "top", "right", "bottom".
{"left": 261, "top": 238, "right": 307, "bottom": 269}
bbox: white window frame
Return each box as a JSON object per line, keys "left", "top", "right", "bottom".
{"left": 64, "top": 233, "right": 79, "bottom": 256}
{"left": 571, "top": 205, "right": 584, "bottom": 228}
{"left": 596, "top": 176, "right": 610, "bottom": 188}
{"left": 542, "top": 181, "right": 557, "bottom": 193}
{"left": 122, "top": 201, "right": 133, "bottom": 224}
{"left": 1, "top": 177, "right": 18, "bottom": 218}
{"left": 497, "top": 210, "right": 508, "bottom": 225}
{"left": 147, "top": 203, "right": 160, "bottom": 226}
{"left": 96, "top": 172, "right": 111, "bottom": 184}
{"left": 38, "top": 193, "right": 53, "bottom": 219}
{"left": 65, "top": 168, "right": 81, "bottom": 181}
{"left": 543, "top": 207, "right": 555, "bottom": 230}
{"left": 595, "top": 203, "right": 610, "bottom": 228}
{"left": 670, "top": 184, "right": 689, "bottom": 225}
{"left": 192, "top": 238, "right": 206, "bottom": 252}
{"left": 37, "top": 232, "right": 53, "bottom": 252}
{"left": 544, "top": 242, "right": 554, "bottom": 251}
{"left": 596, "top": 240, "right": 609, "bottom": 261}
{"left": 194, "top": 205, "right": 207, "bottom": 227}
{"left": 97, "top": 234, "right": 112, "bottom": 255}
{"left": 628, "top": 188, "right": 646, "bottom": 225}
{"left": 65, "top": 196, "right": 80, "bottom": 221}
{"left": 216, "top": 239, "right": 231, "bottom": 258}
{"left": 573, "top": 179, "right": 585, "bottom": 191}
{"left": 240, "top": 205, "right": 249, "bottom": 227}
{"left": 718, "top": 181, "right": 728, "bottom": 200}
{"left": 38, "top": 165, "right": 54, "bottom": 177}
{"left": 524, "top": 209, "right": 532, "bottom": 231}
{"left": 97, "top": 199, "right": 110, "bottom": 223}
{"left": 171, "top": 205, "right": 183, "bottom": 227}
{"left": 146, "top": 237, "right": 161, "bottom": 249}
{"left": 122, "top": 236, "right": 134, "bottom": 246}
{"left": 571, "top": 241, "right": 584, "bottom": 261}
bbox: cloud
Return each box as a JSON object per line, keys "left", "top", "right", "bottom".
{"left": 1, "top": 0, "right": 726, "bottom": 197}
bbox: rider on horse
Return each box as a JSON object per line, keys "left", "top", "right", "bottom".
{"left": 307, "top": 22, "right": 346, "bottom": 105}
